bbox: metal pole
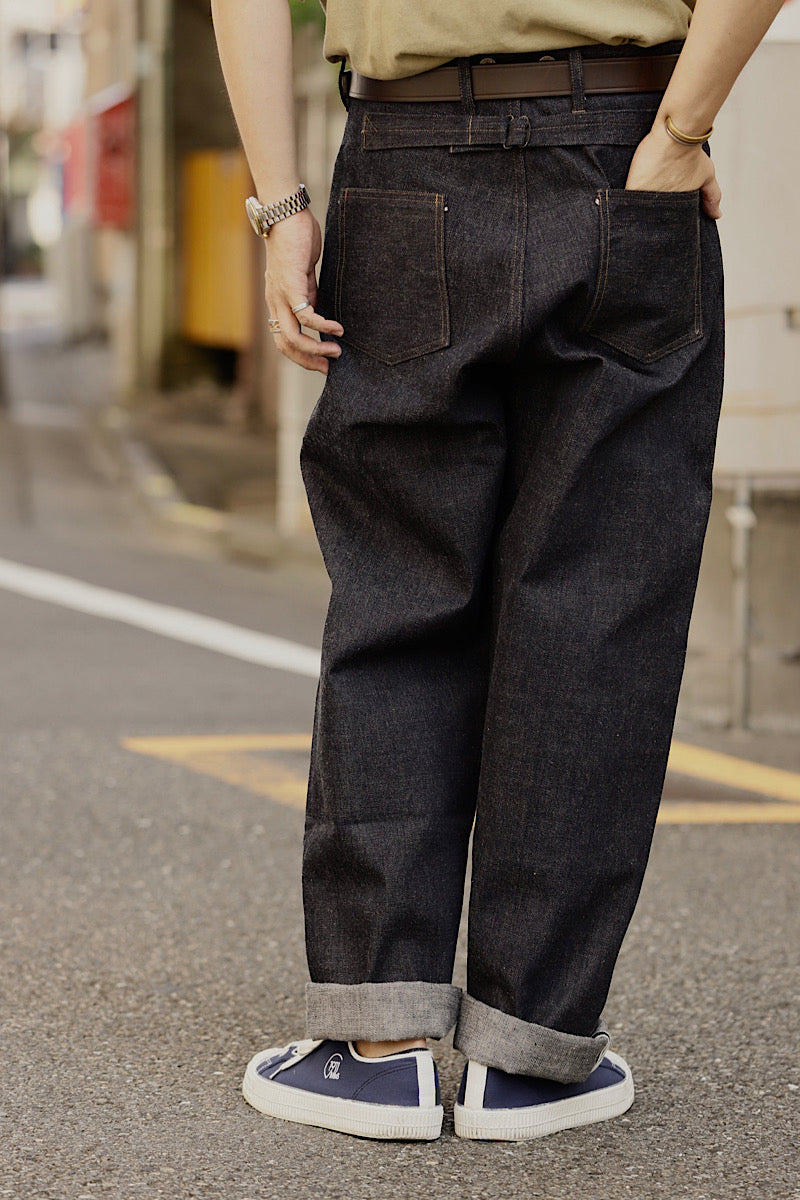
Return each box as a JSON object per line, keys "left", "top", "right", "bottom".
{"left": 725, "top": 477, "right": 756, "bottom": 730}
{"left": 135, "top": 0, "right": 173, "bottom": 396}
{"left": 0, "top": 126, "right": 8, "bottom": 411}
{"left": 0, "top": 127, "right": 34, "bottom": 526}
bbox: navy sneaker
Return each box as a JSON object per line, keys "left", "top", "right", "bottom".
{"left": 242, "top": 1039, "right": 443, "bottom": 1139}
{"left": 454, "top": 1051, "right": 634, "bottom": 1140}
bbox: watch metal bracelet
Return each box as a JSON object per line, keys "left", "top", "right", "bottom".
{"left": 245, "top": 185, "right": 311, "bottom": 237}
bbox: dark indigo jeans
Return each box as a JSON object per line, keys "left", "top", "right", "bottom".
{"left": 299, "top": 41, "right": 725, "bottom": 1083}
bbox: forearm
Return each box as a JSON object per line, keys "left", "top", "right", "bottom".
{"left": 210, "top": 0, "right": 342, "bottom": 372}
{"left": 210, "top": 0, "right": 298, "bottom": 202}
{"left": 656, "top": 0, "right": 784, "bottom": 135}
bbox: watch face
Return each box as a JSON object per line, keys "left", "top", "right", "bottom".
{"left": 245, "top": 196, "right": 266, "bottom": 236}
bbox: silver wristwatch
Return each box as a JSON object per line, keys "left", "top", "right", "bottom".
{"left": 245, "top": 185, "right": 311, "bottom": 237}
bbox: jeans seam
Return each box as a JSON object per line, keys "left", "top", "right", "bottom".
{"left": 509, "top": 151, "right": 526, "bottom": 352}
{"left": 693, "top": 206, "right": 704, "bottom": 342}
{"left": 335, "top": 189, "right": 347, "bottom": 328}
{"left": 595, "top": 325, "right": 703, "bottom": 362}
{"left": 581, "top": 189, "right": 611, "bottom": 332}
{"left": 434, "top": 194, "right": 448, "bottom": 352}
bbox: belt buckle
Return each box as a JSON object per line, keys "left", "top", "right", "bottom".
{"left": 503, "top": 114, "right": 531, "bottom": 149}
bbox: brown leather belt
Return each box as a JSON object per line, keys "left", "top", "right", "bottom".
{"left": 349, "top": 54, "right": 680, "bottom": 103}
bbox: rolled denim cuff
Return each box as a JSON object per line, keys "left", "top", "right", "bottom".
{"left": 306, "top": 981, "right": 462, "bottom": 1041}
{"left": 453, "top": 993, "right": 610, "bottom": 1083}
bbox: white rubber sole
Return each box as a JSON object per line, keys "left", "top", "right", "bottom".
{"left": 242, "top": 1054, "right": 443, "bottom": 1141}
{"left": 453, "top": 1050, "right": 635, "bottom": 1141}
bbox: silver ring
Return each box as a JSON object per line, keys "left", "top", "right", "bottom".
{"left": 291, "top": 300, "right": 311, "bottom": 315}
{"left": 267, "top": 317, "right": 281, "bottom": 333}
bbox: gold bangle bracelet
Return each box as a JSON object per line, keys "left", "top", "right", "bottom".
{"left": 665, "top": 114, "right": 714, "bottom": 146}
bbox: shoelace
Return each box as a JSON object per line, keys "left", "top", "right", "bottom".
{"left": 264, "top": 1038, "right": 320, "bottom": 1076}
{"left": 286, "top": 1039, "right": 318, "bottom": 1059}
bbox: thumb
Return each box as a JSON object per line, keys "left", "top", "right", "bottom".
{"left": 306, "top": 268, "right": 319, "bottom": 308}
{"left": 702, "top": 178, "right": 723, "bottom": 220}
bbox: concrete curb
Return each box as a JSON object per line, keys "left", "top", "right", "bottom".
{"left": 88, "top": 403, "right": 323, "bottom": 568}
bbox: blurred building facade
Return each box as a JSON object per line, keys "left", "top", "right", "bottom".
{"left": 50, "top": 0, "right": 341, "bottom": 528}
{"left": 66, "top": 0, "right": 249, "bottom": 399}
{"left": 0, "top": 0, "right": 85, "bottom": 277}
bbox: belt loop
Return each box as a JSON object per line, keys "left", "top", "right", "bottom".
{"left": 457, "top": 57, "right": 476, "bottom": 115}
{"left": 338, "top": 59, "right": 352, "bottom": 111}
{"left": 568, "top": 48, "right": 586, "bottom": 113}
{"left": 503, "top": 114, "right": 531, "bottom": 149}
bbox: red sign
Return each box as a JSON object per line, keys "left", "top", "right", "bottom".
{"left": 93, "top": 94, "right": 136, "bottom": 229}
{"left": 62, "top": 117, "right": 89, "bottom": 217}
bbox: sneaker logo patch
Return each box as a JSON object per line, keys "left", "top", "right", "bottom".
{"left": 323, "top": 1053, "right": 343, "bottom": 1080}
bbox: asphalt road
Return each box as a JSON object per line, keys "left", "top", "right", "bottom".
{"left": 0, "top": 321, "right": 798, "bottom": 1200}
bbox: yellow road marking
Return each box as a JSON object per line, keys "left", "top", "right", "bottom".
{"left": 121, "top": 734, "right": 309, "bottom": 811}
{"left": 164, "top": 751, "right": 307, "bottom": 808}
{"left": 121, "top": 734, "right": 800, "bottom": 823}
{"left": 123, "top": 733, "right": 313, "bottom": 757}
{"left": 669, "top": 740, "right": 800, "bottom": 804}
{"left": 658, "top": 801, "right": 800, "bottom": 824}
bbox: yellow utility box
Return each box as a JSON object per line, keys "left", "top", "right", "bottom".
{"left": 181, "top": 149, "right": 253, "bottom": 349}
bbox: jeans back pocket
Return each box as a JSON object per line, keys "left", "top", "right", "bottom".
{"left": 335, "top": 188, "right": 450, "bottom": 365}
{"left": 581, "top": 188, "right": 702, "bottom": 364}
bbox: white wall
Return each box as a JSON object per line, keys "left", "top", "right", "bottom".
{"left": 713, "top": 40, "right": 800, "bottom": 479}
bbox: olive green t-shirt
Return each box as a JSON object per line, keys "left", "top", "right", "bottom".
{"left": 318, "top": 0, "right": 695, "bottom": 80}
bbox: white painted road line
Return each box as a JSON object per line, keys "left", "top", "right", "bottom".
{"left": 0, "top": 557, "right": 322, "bottom": 678}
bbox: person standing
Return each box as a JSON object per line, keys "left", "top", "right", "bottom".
{"left": 211, "top": 0, "right": 783, "bottom": 1141}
